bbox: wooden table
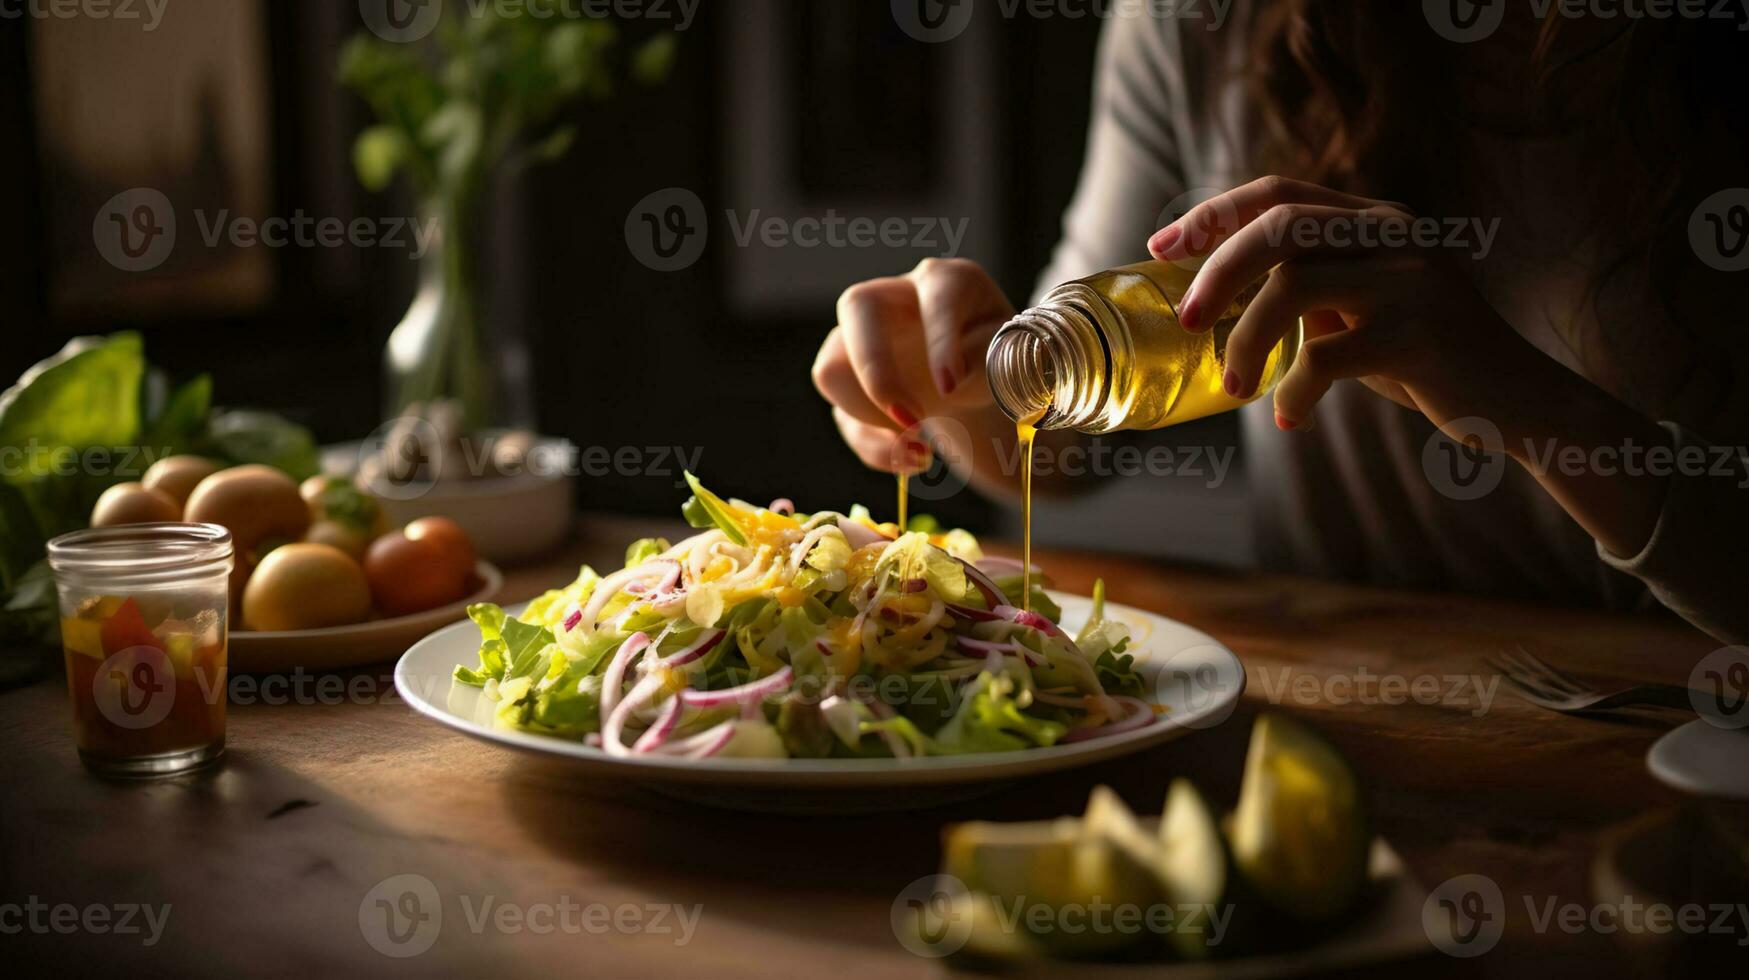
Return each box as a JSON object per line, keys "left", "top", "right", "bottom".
{"left": 0, "top": 514, "right": 1727, "bottom": 978}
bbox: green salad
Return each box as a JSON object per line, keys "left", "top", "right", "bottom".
{"left": 452, "top": 474, "right": 1154, "bottom": 760}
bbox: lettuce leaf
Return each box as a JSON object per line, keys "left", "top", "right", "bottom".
{"left": 453, "top": 603, "right": 555, "bottom": 686}
{"left": 681, "top": 471, "right": 747, "bottom": 545}
{"left": 933, "top": 671, "right": 1067, "bottom": 754}
{"left": 624, "top": 537, "right": 669, "bottom": 567}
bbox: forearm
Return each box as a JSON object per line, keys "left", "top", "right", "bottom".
{"left": 1483, "top": 346, "right": 1671, "bottom": 560}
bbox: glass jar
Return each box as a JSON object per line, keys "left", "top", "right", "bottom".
{"left": 987, "top": 260, "right": 1302, "bottom": 433}
{"left": 46, "top": 523, "right": 233, "bottom": 776}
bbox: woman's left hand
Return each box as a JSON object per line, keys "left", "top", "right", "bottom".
{"left": 1150, "top": 175, "right": 1675, "bottom": 562}
{"left": 1147, "top": 175, "right": 1535, "bottom": 434}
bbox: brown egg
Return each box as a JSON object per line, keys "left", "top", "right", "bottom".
{"left": 91, "top": 482, "right": 181, "bottom": 527}
{"left": 184, "top": 464, "right": 311, "bottom": 564}
{"left": 141, "top": 455, "right": 222, "bottom": 509}
{"left": 241, "top": 543, "right": 372, "bottom": 631}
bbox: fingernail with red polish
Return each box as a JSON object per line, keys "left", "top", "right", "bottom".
{"left": 1178, "top": 292, "right": 1200, "bottom": 331}
{"left": 936, "top": 367, "right": 957, "bottom": 396}
{"left": 1275, "top": 411, "right": 1297, "bottom": 431}
{"left": 1150, "top": 225, "right": 1182, "bottom": 257}
{"left": 1222, "top": 368, "right": 1240, "bottom": 398}
{"left": 889, "top": 404, "right": 921, "bottom": 429}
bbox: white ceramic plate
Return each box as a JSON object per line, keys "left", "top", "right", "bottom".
{"left": 1646, "top": 719, "right": 1749, "bottom": 800}
{"left": 230, "top": 561, "right": 502, "bottom": 674}
{"left": 395, "top": 590, "right": 1245, "bottom": 802}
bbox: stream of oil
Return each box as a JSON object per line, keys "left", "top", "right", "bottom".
{"left": 1016, "top": 413, "right": 1042, "bottom": 612}
{"left": 896, "top": 472, "right": 908, "bottom": 534}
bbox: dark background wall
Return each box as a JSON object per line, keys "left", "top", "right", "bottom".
{"left": 0, "top": 1, "right": 1106, "bottom": 529}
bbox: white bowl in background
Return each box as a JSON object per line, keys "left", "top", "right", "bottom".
{"left": 321, "top": 435, "right": 575, "bottom": 564}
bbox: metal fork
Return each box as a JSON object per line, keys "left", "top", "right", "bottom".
{"left": 1487, "top": 645, "right": 1701, "bottom": 714}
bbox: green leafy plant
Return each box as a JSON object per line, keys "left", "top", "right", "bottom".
{"left": 0, "top": 333, "right": 317, "bottom": 681}
{"left": 339, "top": 2, "right": 676, "bottom": 426}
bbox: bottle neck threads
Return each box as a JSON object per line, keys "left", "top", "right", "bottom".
{"left": 986, "top": 297, "right": 1112, "bottom": 431}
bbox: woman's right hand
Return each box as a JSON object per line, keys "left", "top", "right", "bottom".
{"left": 812, "top": 257, "right": 1017, "bottom": 476}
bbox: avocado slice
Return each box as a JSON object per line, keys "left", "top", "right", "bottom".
{"left": 944, "top": 813, "right": 1157, "bottom": 957}
{"left": 1228, "top": 712, "right": 1370, "bottom": 922}
{"left": 1155, "top": 778, "right": 1238, "bottom": 958}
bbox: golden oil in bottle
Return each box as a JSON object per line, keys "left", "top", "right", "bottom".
{"left": 989, "top": 261, "right": 1299, "bottom": 605}
{"left": 986, "top": 260, "right": 1301, "bottom": 434}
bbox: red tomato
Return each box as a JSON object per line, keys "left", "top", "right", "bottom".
{"left": 403, "top": 517, "right": 476, "bottom": 581}
{"left": 364, "top": 531, "right": 468, "bottom": 616}
{"left": 100, "top": 597, "right": 164, "bottom": 656}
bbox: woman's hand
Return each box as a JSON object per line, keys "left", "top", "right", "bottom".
{"left": 1147, "top": 175, "right": 1535, "bottom": 434}
{"left": 1149, "top": 175, "right": 1671, "bottom": 558}
{"left": 812, "top": 258, "right": 1018, "bottom": 485}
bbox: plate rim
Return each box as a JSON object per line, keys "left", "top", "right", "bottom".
{"left": 393, "top": 589, "right": 1245, "bottom": 785}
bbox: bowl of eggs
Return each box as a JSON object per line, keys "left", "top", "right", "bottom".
{"left": 92, "top": 457, "right": 500, "bottom": 673}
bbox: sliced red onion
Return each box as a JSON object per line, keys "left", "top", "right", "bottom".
{"left": 678, "top": 666, "right": 794, "bottom": 709}
{"left": 598, "top": 632, "right": 651, "bottom": 721}
{"left": 769, "top": 497, "right": 795, "bottom": 515}
{"left": 652, "top": 723, "right": 737, "bottom": 759}
{"left": 600, "top": 671, "right": 666, "bottom": 757}
{"left": 576, "top": 564, "right": 672, "bottom": 633}
{"left": 626, "top": 559, "right": 682, "bottom": 598}
{"left": 976, "top": 556, "right": 1038, "bottom": 576}
{"left": 993, "top": 604, "right": 1065, "bottom": 637}
{"left": 562, "top": 608, "right": 582, "bottom": 632}
{"left": 956, "top": 559, "right": 1005, "bottom": 608}
{"left": 946, "top": 603, "right": 1001, "bottom": 622}
{"left": 1060, "top": 695, "right": 1157, "bottom": 743}
{"left": 786, "top": 525, "right": 838, "bottom": 578}
{"left": 654, "top": 628, "right": 724, "bottom": 667}
{"left": 632, "top": 695, "right": 684, "bottom": 753}
{"left": 838, "top": 519, "right": 887, "bottom": 550}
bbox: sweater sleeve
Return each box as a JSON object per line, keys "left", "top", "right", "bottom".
{"left": 1596, "top": 421, "right": 1749, "bottom": 645}
{"left": 1032, "top": 13, "right": 1232, "bottom": 301}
